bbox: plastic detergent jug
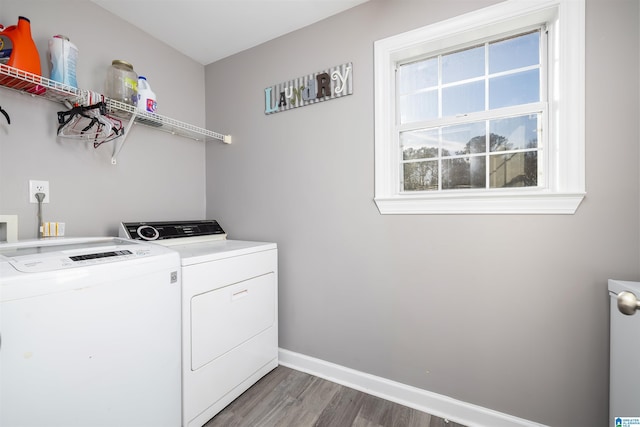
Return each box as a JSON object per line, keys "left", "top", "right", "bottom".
{"left": 105, "top": 60, "right": 137, "bottom": 105}
{"left": 49, "top": 35, "right": 78, "bottom": 88}
{"left": 137, "top": 76, "right": 157, "bottom": 113}
{"left": 0, "top": 26, "right": 10, "bottom": 64}
{"left": 0, "top": 16, "right": 41, "bottom": 75}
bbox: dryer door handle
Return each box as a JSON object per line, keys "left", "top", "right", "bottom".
{"left": 232, "top": 289, "right": 249, "bottom": 301}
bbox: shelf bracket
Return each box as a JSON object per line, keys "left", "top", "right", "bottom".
{"left": 111, "top": 111, "right": 138, "bottom": 165}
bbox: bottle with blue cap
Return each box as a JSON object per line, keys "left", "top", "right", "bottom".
{"left": 137, "top": 76, "right": 157, "bottom": 113}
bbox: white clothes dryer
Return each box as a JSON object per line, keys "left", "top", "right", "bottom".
{"left": 120, "top": 221, "right": 278, "bottom": 427}
{"left": 0, "top": 237, "right": 182, "bottom": 427}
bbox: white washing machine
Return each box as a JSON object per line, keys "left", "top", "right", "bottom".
{"left": 0, "top": 237, "right": 182, "bottom": 427}
{"left": 120, "top": 221, "right": 278, "bottom": 427}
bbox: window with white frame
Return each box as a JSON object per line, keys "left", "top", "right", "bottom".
{"left": 374, "top": 0, "right": 585, "bottom": 214}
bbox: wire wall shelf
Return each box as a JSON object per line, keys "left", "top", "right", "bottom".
{"left": 105, "top": 98, "right": 230, "bottom": 143}
{"left": 0, "top": 64, "right": 231, "bottom": 145}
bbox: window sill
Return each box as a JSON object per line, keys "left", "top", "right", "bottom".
{"left": 374, "top": 191, "right": 585, "bottom": 215}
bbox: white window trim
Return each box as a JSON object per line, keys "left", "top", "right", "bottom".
{"left": 374, "top": 0, "right": 585, "bottom": 215}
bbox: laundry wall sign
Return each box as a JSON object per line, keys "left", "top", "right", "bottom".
{"left": 264, "top": 62, "right": 352, "bottom": 114}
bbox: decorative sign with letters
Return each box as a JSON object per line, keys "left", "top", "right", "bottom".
{"left": 264, "top": 62, "right": 352, "bottom": 115}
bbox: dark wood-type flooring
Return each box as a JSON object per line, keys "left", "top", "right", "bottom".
{"left": 204, "top": 366, "right": 467, "bottom": 427}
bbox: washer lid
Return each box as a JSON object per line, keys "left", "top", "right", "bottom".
{"left": 0, "top": 237, "right": 161, "bottom": 273}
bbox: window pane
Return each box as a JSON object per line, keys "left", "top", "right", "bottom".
{"left": 441, "top": 121, "right": 486, "bottom": 156}
{"left": 489, "top": 69, "right": 539, "bottom": 109}
{"left": 401, "top": 129, "right": 439, "bottom": 160}
{"left": 442, "top": 45, "right": 484, "bottom": 84}
{"left": 442, "top": 80, "right": 484, "bottom": 117}
{"left": 400, "top": 90, "right": 438, "bottom": 123}
{"left": 403, "top": 161, "right": 438, "bottom": 191}
{"left": 489, "top": 114, "right": 538, "bottom": 151}
{"left": 442, "top": 156, "right": 486, "bottom": 189}
{"left": 489, "top": 31, "right": 539, "bottom": 74}
{"left": 399, "top": 58, "right": 438, "bottom": 94}
{"left": 489, "top": 152, "right": 537, "bottom": 188}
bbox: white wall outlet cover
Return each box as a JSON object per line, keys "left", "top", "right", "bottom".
{"left": 29, "top": 180, "right": 50, "bottom": 203}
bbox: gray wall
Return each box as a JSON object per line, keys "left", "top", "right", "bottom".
{"left": 1, "top": 0, "right": 638, "bottom": 425}
{"left": 0, "top": 0, "right": 207, "bottom": 238}
{"left": 204, "top": 0, "right": 640, "bottom": 426}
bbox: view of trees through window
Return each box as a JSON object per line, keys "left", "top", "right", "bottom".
{"left": 398, "top": 30, "right": 542, "bottom": 192}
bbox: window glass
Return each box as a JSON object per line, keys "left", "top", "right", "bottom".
{"left": 442, "top": 122, "right": 486, "bottom": 155}
{"left": 397, "top": 31, "right": 543, "bottom": 194}
{"left": 401, "top": 129, "right": 439, "bottom": 160}
{"left": 399, "top": 58, "right": 438, "bottom": 93}
{"left": 489, "top": 69, "right": 539, "bottom": 109}
{"left": 489, "top": 152, "right": 537, "bottom": 187}
{"left": 442, "top": 156, "right": 486, "bottom": 189}
{"left": 489, "top": 31, "right": 539, "bottom": 74}
{"left": 489, "top": 114, "right": 538, "bottom": 151}
{"left": 398, "top": 31, "right": 542, "bottom": 123}
{"left": 442, "top": 45, "right": 484, "bottom": 84}
{"left": 442, "top": 80, "right": 485, "bottom": 117}
{"left": 399, "top": 116, "right": 541, "bottom": 192}
{"left": 403, "top": 161, "right": 438, "bottom": 191}
{"left": 400, "top": 90, "right": 438, "bottom": 123}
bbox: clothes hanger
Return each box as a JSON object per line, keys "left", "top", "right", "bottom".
{"left": 57, "top": 102, "right": 123, "bottom": 146}
{"left": 0, "top": 105, "right": 10, "bottom": 124}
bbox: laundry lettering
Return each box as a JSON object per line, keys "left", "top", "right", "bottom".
{"left": 264, "top": 87, "right": 278, "bottom": 114}
{"left": 332, "top": 66, "right": 351, "bottom": 94}
{"left": 264, "top": 62, "right": 353, "bottom": 115}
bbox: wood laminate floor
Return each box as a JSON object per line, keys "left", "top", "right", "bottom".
{"left": 204, "top": 366, "right": 467, "bottom": 427}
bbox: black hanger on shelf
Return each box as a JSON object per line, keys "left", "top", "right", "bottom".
{"left": 56, "top": 102, "right": 106, "bottom": 133}
{"left": 0, "top": 105, "right": 10, "bottom": 124}
{"left": 57, "top": 102, "right": 124, "bottom": 147}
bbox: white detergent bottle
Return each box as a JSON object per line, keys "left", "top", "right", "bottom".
{"left": 49, "top": 35, "right": 78, "bottom": 87}
{"left": 137, "top": 76, "right": 157, "bottom": 113}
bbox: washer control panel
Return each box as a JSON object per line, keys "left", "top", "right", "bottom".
{"left": 0, "top": 238, "right": 161, "bottom": 273}
{"left": 120, "top": 220, "right": 227, "bottom": 244}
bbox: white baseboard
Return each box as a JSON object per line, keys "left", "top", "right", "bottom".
{"left": 278, "top": 348, "right": 547, "bottom": 427}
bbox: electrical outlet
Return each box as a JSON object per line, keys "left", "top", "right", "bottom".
{"left": 29, "top": 180, "right": 50, "bottom": 204}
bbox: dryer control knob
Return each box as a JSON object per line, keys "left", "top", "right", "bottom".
{"left": 137, "top": 225, "right": 159, "bottom": 240}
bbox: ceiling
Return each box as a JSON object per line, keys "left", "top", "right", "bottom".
{"left": 90, "top": 0, "right": 369, "bottom": 65}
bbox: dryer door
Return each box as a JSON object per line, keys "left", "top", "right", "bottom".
{"left": 190, "top": 272, "right": 276, "bottom": 370}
